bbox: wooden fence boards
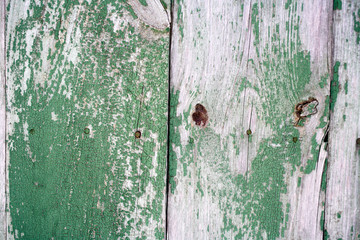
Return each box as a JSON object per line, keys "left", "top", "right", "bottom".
{"left": 2, "top": 0, "right": 360, "bottom": 239}
{"left": 325, "top": 1, "right": 360, "bottom": 239}
{"left": 5, "top": 0, "right": 169, "bottom": 238}
{"left": 168, "top": 0, "right": 331, "bottom": 239}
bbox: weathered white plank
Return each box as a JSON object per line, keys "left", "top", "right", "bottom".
{"left": 0, "top": 1, "right": 6, "bottom": 239}
{"left": 325, "top": 1, "right": 360, "bottom": 239}
{"left": 168, "top": 0, "right": 331, "bottom": 239}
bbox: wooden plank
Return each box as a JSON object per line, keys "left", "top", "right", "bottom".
{"left": 0, "top": 0, "right": 7, "bottom": 239}
{"left": 168, "top": 0, "right": 331, "bottom": 239}
{"left": 6, "top": 0, "right": 169, "bottom": 238}
{"left": 325, "top": 1, "right": 360, "bottom": 239}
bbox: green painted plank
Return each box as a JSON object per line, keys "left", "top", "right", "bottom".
{"left": 325, "top": 0, "right": 360, "bottom": 238}
{"left": 168, "top": 0, "right": 331, "bottom": 239}
{"left": 6, "top": 0, "right": 169, "bottom": 238}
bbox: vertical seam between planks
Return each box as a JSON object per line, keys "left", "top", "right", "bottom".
{"left": 165, "top": 1, "right": 175, "bottom": 239}
{"left": 323, "top": 1, "right": 335, "bottom": 239}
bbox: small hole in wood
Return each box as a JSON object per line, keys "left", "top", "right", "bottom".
{"left": 293, "top": 137, "right": 298, "bottom": 143}
{"left": 84, "top": 128, "right": 90, "bottom": 134}
{"left": 135, "top": 130, "right": 141, "bottom": 139}
{"left": 246, "top": 129, "right": 252, "bottom": 135}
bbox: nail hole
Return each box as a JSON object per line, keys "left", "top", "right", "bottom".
{"left": 84, "top": 128, "right": 90, "bottom": 134}
{"left": 246, "top": 129, "right": 252, "bottom": 135}
{"left": 192, "top": 103, "right": 208, "bottom": 127}
{"left": 29, "top": 129, "right": 35, "bottom": 135}
{"left": 135, "top": 130, "right": 141, "bottom": 139}
{"left": 293, "top": 137, "right": 298, "bottom": 143}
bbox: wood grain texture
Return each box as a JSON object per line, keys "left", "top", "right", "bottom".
{"left": 325, "top": 1, "right": 360, "bottom": 239}
{"left": 168, "top": 0, "right": 331, "bottom": 239}
{"left": 0, "top": 1, "right": 7, "bottom": 239}
{"left": 6, "top": 0, "right": 169, "bottom": 238}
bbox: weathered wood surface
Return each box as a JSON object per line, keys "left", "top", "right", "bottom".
{"left": 0, "top": 1, "right": 7, "bottom": 239}
{"left": 168, "top": 0, "right": 332, "bottom": 239}
{"left": 5, "top": 0, "right": 169, "bottom": 238}
{"left": 325, "top": 1, "right": 360, "bottom": 239}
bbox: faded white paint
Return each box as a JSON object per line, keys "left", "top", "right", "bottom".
{"left": 326, "top": 1, "right": 360, "bottom": 238}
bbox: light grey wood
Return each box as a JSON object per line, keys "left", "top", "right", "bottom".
{"left": 168, "top": 0, "right": 331, "bottom": 239}
{"left": 0, "top": 0, "right": 6, "bottom": 239}
{"left": 326, "top": 1, "right": 360, "bottom": 239}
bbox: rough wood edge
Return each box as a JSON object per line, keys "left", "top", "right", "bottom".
{"left": 0, "top": 0, "right": 6, "bottom": 239}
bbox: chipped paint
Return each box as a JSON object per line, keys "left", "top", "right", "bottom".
{"left": 6, "top": 0, "right": 168, "bottom": 238}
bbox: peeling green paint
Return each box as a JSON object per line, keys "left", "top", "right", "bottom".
{"left": 319, "top": 74, "right": 329, "bottom": 88}
{"left": 344, "top": 80, "right": 348, "bottom": 94}
{"left": 251, "top": 3, "right": 260, "bottom": 47}
{"left": 320, "top": 210, "right": 325, "bottom": 231}
{"left": 321, "top": 159, "right": 328, "bottom": 191}
{"left": 318, "top": 96, "right": 329, "bottom": 129}
{"left": 303, "top": 134, "right": 319, "bottom": 174}
{"left": 7, "top": 0, "right": 169, "bottom": 238}
{"left": 331, "top": 61, "right": 341, "bottom": 111}
{"left": 334, "top": 0, "right": 342, "bottom": 10}
{"left": 168, "top": 1, "right": 329, "bottom": 238}
{"left": 138, "top": 0, "right": 148, "bottom": 7}
{"left": 353, "top": 10, "right": 360, "bottom": 44}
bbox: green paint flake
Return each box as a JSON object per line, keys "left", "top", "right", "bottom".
{"left": 324, "top": 230, "right": 330, "bottom": 240}
{"left": 7, "top": 1, "right": 169, "bottom": 238}
{"left": 318, "top": 96, "right": 330, "bottom": 129}
{"left": 251, "top": 3, "right": 260, "bottom": 46}
{"left": 321, "top": 159, "right": 328, "bottom": 191}
{"left": 343, "top": 115, "right": 346, "bottom": 121}
{"left": 320, "top": 211, "right": 325, "bottom": 231}
{"left": 319, "top": 74, "right": 328, "bottom": 88}
{"left": 285, "top": 0, "right": 292, "bottom": 9}
{"left": 303, "top": 134, "right": 320, "bottom": 174}
{"left": 333, "top": 0, "right": 342, "bottom": 10}
{"left": 344, "top": 80, "right": 348, "bottom": 95}
{"left": 353, "top": 11, "right": 360, "bottom": 44}
{"left": 331, "top": 61, "right": 341, "bottom": 111}
{"left": 196, "top": 182, "right": 204, "bottom": 197}
{"left": 160, "top": 0, "right": 168, "bottom": 10}
{"left": 138, "top": 0, "right": 148, "bottom": 7}
{"left": 337, "top": 212, "right": 341, "bottom": 218}
{"left": 297, "top": 177, "right": 301, "bottom": 187}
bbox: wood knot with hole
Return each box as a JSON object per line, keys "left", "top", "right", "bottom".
{"left": 192, "top": 103, "right": 208, "bottom": 127}
{"left": 294, "top": 97, "right": 319, "bottom": 126}
{"left": 135, "top": 130, "right": 141, "bottom": 139}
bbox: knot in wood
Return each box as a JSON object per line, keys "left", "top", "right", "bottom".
{"left": 192, "top": 104, "right": 208, "bottom": 127}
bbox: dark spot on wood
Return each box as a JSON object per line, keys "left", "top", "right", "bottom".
{"left": 29, "top": 129, "right": 35, "bottom": 135}
{"left": 356, "top": 138, "right": 360, "bottom": 145}
{"left": 84, "top": 128, "right": 90, "bottom": 134}
{"left": 246, "top": 129, "right": 252, "bottom": 135}
{"left": 293, "top": 137, "right": 298, "bottom": 143}
{"left": 135, "top": 130, "right": 141, "bottom": 139}
{"left": 192, "top": 103, "right": 208, "bottom": 127}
